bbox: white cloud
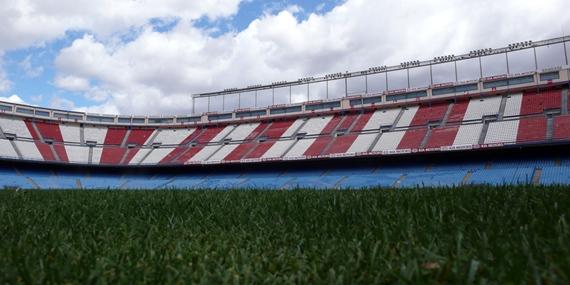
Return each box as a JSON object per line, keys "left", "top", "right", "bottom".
{"left": 0, "top": 59, "right": 11, "bottom": 93}
{"left": 19, "top": 55, "right": 44, "bottom": 78}
{"left": 0, "top": 94, "right": 26, "bottom": 104}
{"left": 0, "top": 75, "right": 10, "bottom": 93}
{"left": 30, "top": 94, "right": 43, "bottom": 104}
{"left": 54, "top": 74, "right": 90, "bottom": 92}
{"left": 73, "top": 102, "right": 120, "bottom": 116}
{"left": 0, "top": 0, "right": 243, "bottom": 50}
{"left": 52, "top": 0, "right": 570, "bottom": 115}
{"left": 49, "top": 96, "right": 76, "bottom": 110}
{"left": 0, "top": 0, "right": 243, "bottom": 97}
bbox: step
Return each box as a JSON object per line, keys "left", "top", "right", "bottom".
{"left": 441, "top": 102, "right": 455, "bottom": 126}
{"left": 478, "top": 121, "right": 491, "bottom": 145}
{"left": 392, "top": 174, "right": 407, "bottom": 188}
{"left": 461, "top": 170, "right": 473, "bottom": 185}
{"left": 561, "top": 89, "right": 568, "bottom": 115}
{"left": 419, "top": 127, "right": 432, "bottom": 149}
{"left": 546, "top": 116, "right": 554, "bottom": 141}
{"left": 531, "top": 168, "right": 542, "bottom": 186}
{"left": 497, "top": 95, "right": 508, "bottom": 120}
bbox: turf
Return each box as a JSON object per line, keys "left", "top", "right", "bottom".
{"left": 0, "top": 186, "right": 569, "bottom": 284}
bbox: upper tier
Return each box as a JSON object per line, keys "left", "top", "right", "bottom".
{"left": 0, "top": 67, "right": 566, "bottom": 126}
{"left": 0, "top": 67, "right": 569, "bottom": 167}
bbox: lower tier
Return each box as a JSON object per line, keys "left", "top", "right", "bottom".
{"left": 1, "top": 145, "right": 568, "bottom": 190}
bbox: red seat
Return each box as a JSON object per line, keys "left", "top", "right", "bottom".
{"left": 122, "top": 129, "right": 155, "bottom": 164}
{"left": 159, "top": 129, "right": 203, "bottom": 164}
{"left": 244, "top": 120, "right": 297, "bottom": 159}
{"left": 517, "top": 117, "right": 547, "bottom": 143}
{"left": 520, "top": 90, "right": 561, "bottom": 115}
{"left": 446, "top": 100, "right": 469, "bottom": 123}
{"left": 553, "top": 115, "right": 570, "bottom": 140}
{"left": 100, "top": 128, "right": 128, "bottom": 164}
{"left": 409, "top": 103, "right": 448, "bottom": 126}
{"left": 304, "top": 137, "right": 332, "bottom": 156}
{"left": 167, "top": 126, "right": 227, "bottom": 164}
{"left": 350, "top": 111, "right": 374, "bottom": 131}
{"left": 303, "top": 115, "right": 343, "bottom": 156}
{"left": 323, "top": 134, "right": 358, "bottom": 155}
{"left": 398, "top": 128, "right": 427, "bottom": 149}
{"left": 425, "top": 126, "right": 459, "bottom": 148}
{"left": 224, "top": 122, "right": 271, "bottom": 161}
{"left": 336, "top": 112, "right": 359, "bottom": 130}
{"left": 27, "top": 120, "right": 68, "bottom": 162}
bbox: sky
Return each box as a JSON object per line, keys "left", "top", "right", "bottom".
{"left": 0, "top": 0, "right": 569, "bottom": 116}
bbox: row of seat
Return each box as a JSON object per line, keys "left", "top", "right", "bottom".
{"left": 2, "top": 158, "right": 568, "bottom": 189}
{"left": 0, "top": 89, "right": 567, "bottom": 166}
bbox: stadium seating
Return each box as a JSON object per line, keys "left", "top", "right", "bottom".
{"left": 100, "top": 128, "right": 128, "bottom": 164}
{"left": 2, "top": 155, "right": 567, "bottom": 189}
{"left": 0, "top": 87, "right": 567, "bottom": 167}
{"left": 503, "top": 93, "right": 523, "bottom": 117}
{"left": 424, "top": 126, "right": 459, "bottom": 148}
{"left": 373, "top": 131, "right": 406, "bottom": 151}
{"left": 553, "top": 115, "right": 570, "bottom": 140}
{"left": 446, "top": 100, "right": 469, "bottom": 123}
{"left": 484, "top": 120, "right": 519, "bottom": 144}
{"left": 520, "top": 89, "right": 562, "bottom": 115}
{"left": 466, "top": 96, "right": 503, "bottom": 121}
{"left": 409, "top": 103, "right": 448, "bottom": 126}
{"left": 0, "top": 139, "right": 18, "bottom": 159}
{"left": 517, "top": 117, "right": 547, "bottom": 143}
{"left": 453, "top": 123, "right": 483, "bottom": 146}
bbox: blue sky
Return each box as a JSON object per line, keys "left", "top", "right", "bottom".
{"left": 1, "top": 0, "right": 342, "bottom": 111}
{"left": 0, "top": 0, "right": 568, "bottom": 115}
{"left": 1, "top": 0, "right": 345, "bottom": 112}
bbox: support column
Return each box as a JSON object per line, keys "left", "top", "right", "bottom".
{"left": 207, "top": 97, "right": 211, "bottom": 113}
{"left": 505, "top": 51, "right": 510, "bottom": 74}
{"left": 454, "top": 60, "right": 459, "bottom": 82}
{"left": 345, "top": 77, "right": 348, "bottom": 98}
{"left": 563, "top": 39, "right": 568, "bottom": 65}
{"left": 478, "top": 56, "right": 483, "bottom": 78}
{"left": 533, "top": 47, "right": 538, "bottom": 70}
{"left": 429, "top": 64, "right": 433, "bottom": 86}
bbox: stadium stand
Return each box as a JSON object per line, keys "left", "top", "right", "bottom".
{"left": 0, "top": 42, "right": 569, "bottom": 189}
{"left": 553, "top": 115, "right": 570, "bottom": 140}
{"left": 517, "top": 117, "right": 547, "bottom": 143}
{"left": 243, "top": 119, "right": 298, "bottom": 159}
{"left": 463, "top": 96, "right": 502, "bottom": 121}
{"left": 520, "top": 89, "right": 562, "bottom": 115}
{"left": 484, "top": 120, "right": 520, "bottom": 144}
{"left": 1, "top": 148, "right": 567, "bottom": 189}
{"left": 424, "top": 126, "right": 459, "bottom": 148}
{"left": 0, "top": 87, "right": 567, "bottom": 167}
{"left": 453, "top": 123, "right": 483, "bottom": 146}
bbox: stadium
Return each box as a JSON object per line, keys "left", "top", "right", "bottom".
{"left": 0, "top": 37, "right": 569, "bottom": 189}
{"left": 1, "top": 2, "right": 570, "bottom": 281}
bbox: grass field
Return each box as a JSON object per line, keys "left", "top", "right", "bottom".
{"left": 0, "top": 186, "right": 569, "bottom": 284}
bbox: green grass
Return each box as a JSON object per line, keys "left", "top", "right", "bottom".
{"left": 0, "top": 186, "right": 569, "bottom": 284}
